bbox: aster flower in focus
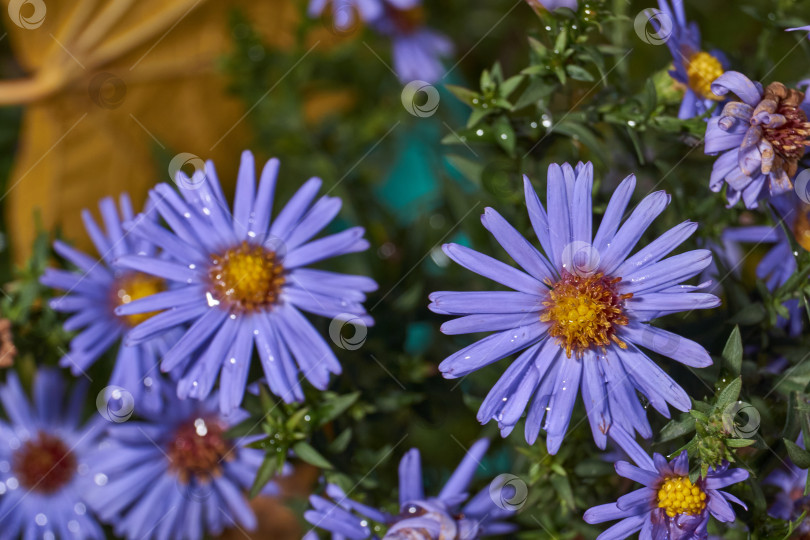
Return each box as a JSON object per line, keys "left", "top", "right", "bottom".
{"left": 584, "top": 427, "right": 749, "bottom": 539}
{"left": 656, "top": 0, "right": 727, "bottom": 119}
{"left": 429, "top": 162, "right": 719, "bottom": 454}
{"left": 706, "top": 72, "right": 810, "bottom": 208}
{"left": 84, "top": 382, "right": 283, "bottom": 540}
{"left": 304, "top": 439, "right": 515, "bottom": 539}
{"left": 0, "top": 369, "right": 103, "bottom": 539}
{"left": 373, "top": 2, "right": 453, "bottom": 84}
{"left": 115, "top": 150, "right": 377, "bottom": 413}
{"left": 721, "top": 193, "right": 809, "bottom": 336}
{"left": 40, "top": 194, "right": 182, "bottom": 413}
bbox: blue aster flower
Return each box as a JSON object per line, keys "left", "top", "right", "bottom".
{"left": 83, "top": 381, "right": 282, "bottom": 540}
{"left": 113, "top": 150, "right": 376, "bottom": 413}
{"left": 308, "top": 0, "right": 419, "bottom": 31}
{"left": 0, "top": 369, "right": 104, "bottom": 540}
{"left": 40, "top": 194, "right": 182, "bottom": 414}
{"left": 721, "top": 193, "right": 808, "bottom": 336}
{"left": 584, "top": 426, "right": 749, "bottom": 540}
{"left": 429, "top": 162, "right": 719, "bottom": 454}
{"left": 526, "top": 0, "right": 578, "bottom": 12}
{"left": 705, "top": 72, "right": 810, "bottom": 208}
{"left": 764, "top": 440, "right": 810, "bottom": 533}
{"left": 656, "top": 0, "right": 727, "bottom": 119}
{"left": 372, "top": 2, "right": 452, "bottom": 84}
{"left": 304, "top": 439, "right": 516, "bottom": 539}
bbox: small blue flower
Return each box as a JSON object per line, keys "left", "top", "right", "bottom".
{"left": 84, "top": 382, "right": 282, "bottom": 540}
{"left": 526, "top": 0, "right": 578, "bottom": 11}
{"left": 705, "top": 72, "right": 810, "bottom": 208}
{"left": 584, "top": 426, "right": 749, "bottom": 539}
{"left": 372, "top": 3, "right": 452, "bottom": 84}
{"left": 656, "top": 0, "right": 728, "bottom": 119}
{"left": 308, "top": 0, "right": 419, "bottom": 31}
{"left": 722, "top": 193, "right": 808, "bottom": 336}
{"left": 764, "top": 439, "right": 809, "bottom": 533}
{"left": 0, "top": 369, "right": 104, "bottom": 540}
{"left": 429, "top": 162, "right": 719, "bottom": 454}
{"left": 304, "top": 439, "right": 515, "bottom": 539}
{"left": 114, "top": 151, "right": 377, "bottom": 413}
{"left": 41, "top": 194, "right": 183, "bottom": 414}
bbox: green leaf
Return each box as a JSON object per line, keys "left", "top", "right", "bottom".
{"left": 715, "top": 377, "right": 742, "bottom": 413}
{"left": 492, "top": 116, "right": 516, "bottom": 157}
{"left": 660, "top": 415, "right": 696, "bottom": 442}
{"left": 550, "top": 474, "right": 575, "bottom": 510}
{"left": 565, "top": 64, "right": 594, "bottom": 82}
{"left": 293, "top": 441, "right": 334, "bottom": 470}
{"left": 445, "top": 84, "right": 480, "bottom": 106}
{"left": 725, "top": 438, "right": 756, "bottom": 448}
{"left": 249, "top": 454, "right": 279, "bottom": 498}
{"left": 500, "top": 75, "right": 524, "bottom": 98}
{"left": 721, "top": 326, "right": 743, "bottom": 377}
{"left": 329, "top": 428, "right": 353, "bottom": 453}
{"left": 317, "top": 392, "right": 360, "bottom": 426}
{"left": 512, "top": 78, "right": 553, "bottom": 110}
{"left": 785, "top": 439, "right": 810, "bottom": 469}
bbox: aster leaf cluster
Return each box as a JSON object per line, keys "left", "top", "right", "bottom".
{"left": 234, "top": 388, "right": 361, "bottom": 497}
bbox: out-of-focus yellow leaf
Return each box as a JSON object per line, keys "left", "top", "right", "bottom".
{"left": 0, "top": 0, "right": 299, "bottom": 262}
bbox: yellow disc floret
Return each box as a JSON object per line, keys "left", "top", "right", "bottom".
{"left": 540, "top": 271, "right": 632, "bottom": 357}
{"left": 208, "top": 241, "right": 285, "bottom": 314}
{"left": 657, "top": 476, "right": 707, "bottom": 518}
{"left": 686, "top": 51, "right": 724, "bottom": 101}
{"left": 113, "top": 273, "right": 165, "bottom": 327}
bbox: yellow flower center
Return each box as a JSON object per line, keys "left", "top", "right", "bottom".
{"left": 686, "top": 51, "right": 724, "bottom": 101}
{"left": 207, "top": 241, "right": 285, "bottom": 314}
{"left": 657, "top": 476, "right": 707, "bottom": 518}
{"left": 539, "top": 271, "right": 631, "bottom": 357}
{"left": 793, "top": 204, "right": 810, "bottom": 253}
{"left": 113, "top": 273, "right": 165, "bottom": 327}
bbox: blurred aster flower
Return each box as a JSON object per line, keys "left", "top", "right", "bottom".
{"left": 41, "top": 194, "right": 181, "bottom": 413}
{"left": 657, "top": 0, "right": 728, "bottom": 119}
{"left": 706, "top": 72, "right": 810, "bottom": 208}
{"left": 429, "top": 162, "right": 719, "bottom": 454}
{"left": 307, "top": 0, "right": 418, "bottom": 32}
{"left": 0, "top": 369, "right": 103, "bottom": 539}
{"left": 764, "top": 441, "right": 810, "bottom": 534}
{"left": 115, "top": 150, "right": 376, "bottom": 413}
{"left": 584, "top": 426, "right": 748, "bottom": 539}
{"left": 525, "top": 0, "right": 578, "bottom": 12}
{"left": 304, "top": 439, "right": 515, "bottom": 539}
{"left": 722, "top": 193, "right": 809, "bottom": 337}
{"left": 373, "top": 3, "right": 453, "bottom": 84}
{"left": 84, "top": 381, "right": 283, "bottom": 540}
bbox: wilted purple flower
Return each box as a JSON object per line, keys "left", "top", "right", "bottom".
{"left": 722, "top": 193, "right": 809, "bottom": 336}
{"left": 0, "top": 370, "right": 103, "bottom": 539}
{"left": 114, "top": 150, "right": 377, "bottom": 413}
{"left": 657, "top": 0, "right": 727, "bottom": 119}
{"left": 429, "top": 162, "right": 719, "bottom": 454}
{"left": 41, "top": 194, "right": 182, "bottom": 414}
{"left": 84, "top": 381, "right": 283, "bottom": 540}
{"left": 584, "top": 426, "right": 749, "bottom": 539}
{"left": 304, "top": 439, "right": 515, "bottom": 539}
{"left": 706, "top": 72, "right": 810, "bottom": 207}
